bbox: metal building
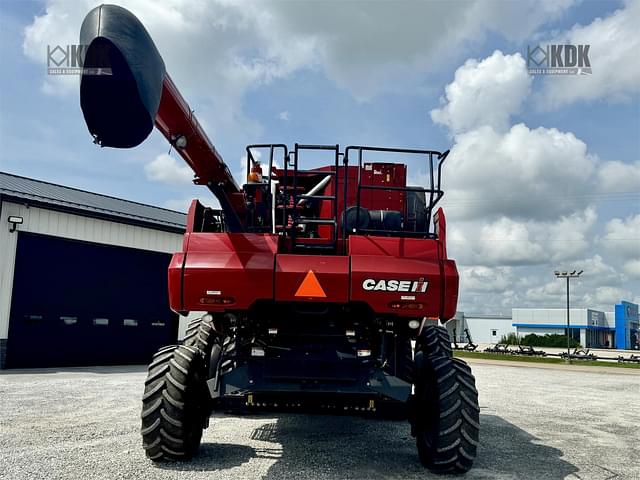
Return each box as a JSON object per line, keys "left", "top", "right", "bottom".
{"left": 448, "top": 305, "right": 638, "bottom": 349}
{"left": 512, "top": 308, "right": 615, "bottom": 348}
{"left": 446, "top": 312, "right": 515, "bottom": 344}
{"left": 0, "top": 172, "right": 186, "bottom": 368}
{"left": 614, "top": 301, "right": 639, "bottom": 349}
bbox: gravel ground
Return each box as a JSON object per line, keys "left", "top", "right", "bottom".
{"left": 0, "top": 361, "right": 638, "bottom": 480}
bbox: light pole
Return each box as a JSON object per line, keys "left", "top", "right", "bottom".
{"left": 554, "top": 270, "right": 583, "bottom": 362}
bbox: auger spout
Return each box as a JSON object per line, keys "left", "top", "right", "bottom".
{"left": 79, "top": 4, "right": 245, "bottom": 231}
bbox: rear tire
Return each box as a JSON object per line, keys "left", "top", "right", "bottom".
{"left": 416, "top": 325, "right": 453, "bottom": 358}
{"left": 411, "top": 354, "right": 480, "bottom": 473}
{"left": 141, "top": 345, "right": 210, "bottom": 461}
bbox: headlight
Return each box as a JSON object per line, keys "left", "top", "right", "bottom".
{"left": 408, "top": 319, "right": 421, "bottom": 329}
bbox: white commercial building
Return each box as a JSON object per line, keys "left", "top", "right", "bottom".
{"left": 448, "top": 305, "right": 637, "bottom": 350}
{"left": 446, "top": 312, "right": 515, "bottom": 345}
{"left": 513, "top": 307, "right": 626, "bottom": 349}
{"left": 0, "top": 171, "right": 187, "bottom": 368}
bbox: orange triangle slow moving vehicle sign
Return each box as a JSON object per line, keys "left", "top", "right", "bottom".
{"left": 294, "top": 270, "right": 327, "bottom": 298}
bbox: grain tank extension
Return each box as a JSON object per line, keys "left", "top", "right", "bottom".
{"left": 79, "top": 4, "right": 479, "bottom": 473}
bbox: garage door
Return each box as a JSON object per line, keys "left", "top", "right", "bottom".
{"left": 6, "top": 232, "right": 178, "bottom": 368}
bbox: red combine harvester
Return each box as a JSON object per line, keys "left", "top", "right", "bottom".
{"left": 79, "top": 5, "right": 479, "bottom": 473}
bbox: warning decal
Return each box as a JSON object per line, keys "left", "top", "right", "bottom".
{"left": 295, "top": 270, "right": 327, "bottom": 298}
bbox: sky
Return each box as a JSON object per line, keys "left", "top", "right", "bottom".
{"left": 0, "top": 0, "right": 638, "bottom": 314}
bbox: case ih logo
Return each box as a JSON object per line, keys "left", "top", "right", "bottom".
{"left": 527, "top": 44, "right": 592, "bottom": 75}
{"left": 362, "top": 278, "right": 428, "bottom": 293}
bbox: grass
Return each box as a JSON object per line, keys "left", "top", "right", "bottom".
{"left": 453, "top": 350, "right": 640, "bottom": 369}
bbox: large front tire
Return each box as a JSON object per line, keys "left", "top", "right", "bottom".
{"left": 183, "top": 315, "right": 223, "bottom": 378}
{"left": 411, "top": 353, "right": 480, "bottom": 473}
{"left": 141, "top": 345, "right": 210, "bottom": 461}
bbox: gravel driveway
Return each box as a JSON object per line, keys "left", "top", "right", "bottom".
{"left": 0, "top": 360, "right": 638, "bottom": 479}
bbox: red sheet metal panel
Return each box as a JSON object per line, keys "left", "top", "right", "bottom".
{"left": 168, "top": 252, "right": 185, "bottom": 312}
{"left": 348, "top": 235, "right": 439, "bottom": 259}
{"left": 275, "top": 255, "right": 349, "bottom": 303}
{"left": 350, "top": 254, "right": 443, "bottom": 318}
{"left": 440, "top": 259, "right": 459, "bottom": 321}
{"left": 174, "top": 233, "right": 277, "bottom": 311}
{"left": 349, "top": 234, "right": 445, "bottom": 318}
{"left": 360, "top": 163, "right": 406, "bottom": 212}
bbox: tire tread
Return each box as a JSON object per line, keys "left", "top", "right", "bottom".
{"left": 140, "top": 345, "right": 208, "bottom": 461}
{"left": 413, "top": 355, "right": 480, "bottom": 473}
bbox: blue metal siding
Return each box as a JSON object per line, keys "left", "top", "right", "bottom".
{"left": 615, "top": 304, "right": 626, "bottom": 349}
{"left": 615, "top": 301, "right": 640, "bottom": 349}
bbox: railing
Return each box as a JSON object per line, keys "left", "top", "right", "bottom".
{"left": 243, "top": 143, "right": 450, "bottom": 244}
{"left": 344, "top": 146, "right": 448, "bottom": 238}
{"left": 287, "top": 144, "right": 341, "bottom": 251}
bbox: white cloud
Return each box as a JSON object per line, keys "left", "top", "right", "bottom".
{"left": 519, "top": 253, "right": 633, "bottom": 310}
{"left": 544, "top": 207, "right": 597, "bottom": 261}
{"left": 460, "top": 266, "right": 515, "bottom": 293}
{"left": 477, "top": 218, "right": 546, "bottom": 265}
{"left": 583, "top": 286, "right": 637, "bottom": 310}
{"left": 456, "top": 265, "right": 528, "bottom": 315}
{"left": 467, "top": 0, "right": 577, "bottom": 43}
{"left": 534, "top": 253, "right": 640, "bottom": 311}
{"left": 539, "top": 0, "right": 640, "bottom": 107}
{"left": 602, "top": 214, "right": 640, "bottom": 260}
{"left": 312, "top": 0, "right": 577, "bottom": 98}
{"left": 277, "top": 110, "right": 290, "bottom": 121}
{"left": 576, "top": 254, "right": 618, "bottom": 277}
{"left": 431, "top": 44, "right": 638, "bottom": 314}
{"left": 525, "top": 280, "right": 566, "bottom": 303}
{"left": 431, "top": 51, "right": 532, "bottom": 134}
{"left": 23, "top": 0, "right": 577, "bottom": 102}
{"left": 144, "top": 153, "right": 193, "bottom": 185}
{"left": 448, "top": 208, "right": 597, "bottom": 267}
{"left": 597, "top": 160, "right": 640, "bottom": 193}
{"left": 433, "top": 53, "right": 601, "bottom": 273}
{"left": 22, "top": 0, "right": 83, "bottom": 95}
{"left": 442, "top": 123, "right": 597, "bottom": 220}
{"left": 563, "top": 255, "right": 625, "bottom": 295}
{"left": 623, "top": 259, "right": 640, "bottom": 278}
{"left": 428, "top": 52, "right": 599, "bottom": 222}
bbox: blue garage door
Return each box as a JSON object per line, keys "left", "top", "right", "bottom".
{"left": 6, "top": 232, "right": 178, "bottom": 368}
